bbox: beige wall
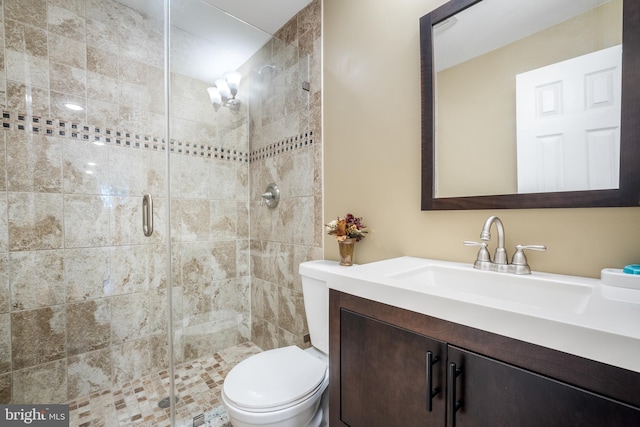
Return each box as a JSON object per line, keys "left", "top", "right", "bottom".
{"left": 323, "top": 0, "right": 640, "bottom": 279}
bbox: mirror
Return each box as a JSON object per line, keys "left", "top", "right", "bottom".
{"left": 420, "top": 0, "right": 640, "bottom": 210}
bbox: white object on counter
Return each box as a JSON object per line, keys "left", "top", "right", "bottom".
{"left": 601, "top": 268, "right": 640, "bottom": 289}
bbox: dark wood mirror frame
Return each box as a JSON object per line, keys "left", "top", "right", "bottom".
{"left": 420, "top": 0, "right": 640, "bottom": 210}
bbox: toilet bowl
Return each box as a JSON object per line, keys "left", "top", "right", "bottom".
{"left": 222, "top": 260, "right": 340, "bottom": 427}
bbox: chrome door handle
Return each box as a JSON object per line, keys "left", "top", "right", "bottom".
{"left": 142, "top": 193, "right": 153, "bottom": 237}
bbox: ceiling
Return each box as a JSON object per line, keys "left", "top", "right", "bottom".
{"left": 199, "top": 0, "right": 313, "bottom": 34}
{"left": 116, "top": 0, "right": 313, "bottom": 83}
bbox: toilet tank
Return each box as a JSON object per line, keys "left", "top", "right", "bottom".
{"left": 299, "top": 260, "right": 340, "bottom": 355}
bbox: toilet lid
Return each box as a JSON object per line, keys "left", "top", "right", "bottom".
{"left": 223, "top": 346, "right": 327, "bottom": 411}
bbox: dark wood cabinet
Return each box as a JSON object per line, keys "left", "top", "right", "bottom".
{"left": 449, "top": 346, "right": 640, "bottom": 427}
{"left": 340, "top": 309, "right": 446, "bottom": 426}
{"left": 330, "top": 290, "right": 640, "bottom": 427}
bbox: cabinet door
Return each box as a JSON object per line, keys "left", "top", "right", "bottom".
{"left": 448, "top": 346, "right": 640, "bottom": 427}
{"left": 340, "top": 309, "right": 446, "bottom": 427}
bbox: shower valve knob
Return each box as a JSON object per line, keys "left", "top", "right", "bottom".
{"left": 260, "top": 183, "right": 280, "bottom": 208}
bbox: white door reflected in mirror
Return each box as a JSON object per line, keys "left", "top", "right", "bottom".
{"left": 515, "top": 45, "right": 622, "bottom": 193}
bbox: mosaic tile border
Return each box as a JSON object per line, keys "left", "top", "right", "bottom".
{"left": 1, "top": 111, "right": 314, "bottom": 164}
{"left": 248, "top": 131, "right": 314, "bottom": 162}
{"left": 0, "top": 110, "right": 250, "bottom": 162}
{"left": 2, "top": 111, "right": 165, "bottom": 150}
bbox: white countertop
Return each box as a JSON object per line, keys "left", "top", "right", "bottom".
{"left": 322, "top": 256, "right": 640, "bottom": 373}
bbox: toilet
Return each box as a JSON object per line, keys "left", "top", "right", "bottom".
{"left": 222, "top": 260, "right": 340, "bottom": 427}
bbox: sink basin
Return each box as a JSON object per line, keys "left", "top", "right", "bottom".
{"left": 386, "top": 261, "right": 594, "bottom": 314}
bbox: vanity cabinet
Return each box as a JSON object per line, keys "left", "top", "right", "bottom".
{"left": 340, "top": 309, "right": 446, "bottom": 426}
{"left": 449, "top": 346, "right": 640, "bottom": 426}
{"left": 330, "top": 290, "right": 640, "bottom": 427}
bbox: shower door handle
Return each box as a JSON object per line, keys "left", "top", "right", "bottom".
{"left": 142, "top": 193, "right": 154, "bottom": 237}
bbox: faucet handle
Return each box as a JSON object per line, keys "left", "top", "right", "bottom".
{"left": 512, "top": 244, "right": 546, "bottom": 261}
{"left": 464, "top": 241, "right": 491, "bottom": 267}
{"left": 511, "top": 245, "right": 547, "bottom": 274}
{"left": 517, "top": 244, "right": 547, "bottom": 251}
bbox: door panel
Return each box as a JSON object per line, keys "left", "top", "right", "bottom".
{"left": 449, "top": 346, "right": 640, "bottom": 427}
{"left": 516, "top": 45, "right": 622, "bottom": 193}
{"left": 340, "top": 309, "right": 446, "bottom": 427}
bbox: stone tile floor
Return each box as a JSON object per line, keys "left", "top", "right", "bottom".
{"left": 66, "top": 342, "right": 262, "bottom": 427}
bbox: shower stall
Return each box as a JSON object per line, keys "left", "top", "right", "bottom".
{"left": 0, "top": 0, "right": 322, "bottom": 426}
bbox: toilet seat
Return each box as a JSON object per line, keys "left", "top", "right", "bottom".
{"left": 223, "top": 346, "right": 328, "bottom": 413}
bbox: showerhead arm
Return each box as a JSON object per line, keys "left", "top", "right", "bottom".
{"left": 257, "top": 64, "right": 276, "bottom": 76}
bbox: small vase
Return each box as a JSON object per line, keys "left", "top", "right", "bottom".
{"left": 338, "top": 238, "right": 356, "bottom": 266}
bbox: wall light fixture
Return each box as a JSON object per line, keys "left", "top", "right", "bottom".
{"left": 207, "top": 71, "right": 242, "bottom": 112}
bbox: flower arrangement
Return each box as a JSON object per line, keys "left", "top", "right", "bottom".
{"left": 326, "top": 213, "right": 369, "bottom": 242}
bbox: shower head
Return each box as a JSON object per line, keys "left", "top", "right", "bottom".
{"left": 257, "top": 64, "right": 276, "bottom": 77}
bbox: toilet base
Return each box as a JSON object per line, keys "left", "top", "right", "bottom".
{"left": 306, "top": 404, "right": 323, "bottom": 427}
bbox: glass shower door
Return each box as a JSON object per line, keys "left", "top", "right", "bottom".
{"left": 0, "top": 0, "right": 172, "bottom": 424}
{"left": 166, "top": 0, "right": 314, "bottom": 424}
{"left": 167, "top": 1, "right": 258, "bottom": 425}
{"left": 0, "top": 0, "right": 315, "bottom": 424}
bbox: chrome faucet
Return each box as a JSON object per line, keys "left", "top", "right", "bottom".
{"left": 465, "top": 215, "right": 546, "bottom": 275}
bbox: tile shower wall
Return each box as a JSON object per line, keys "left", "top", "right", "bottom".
{"left": 247, "top": 0, "right": 323, "bottom": 350}
{"left": 0, "top": 0, "right": 250, "bottom": 404}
